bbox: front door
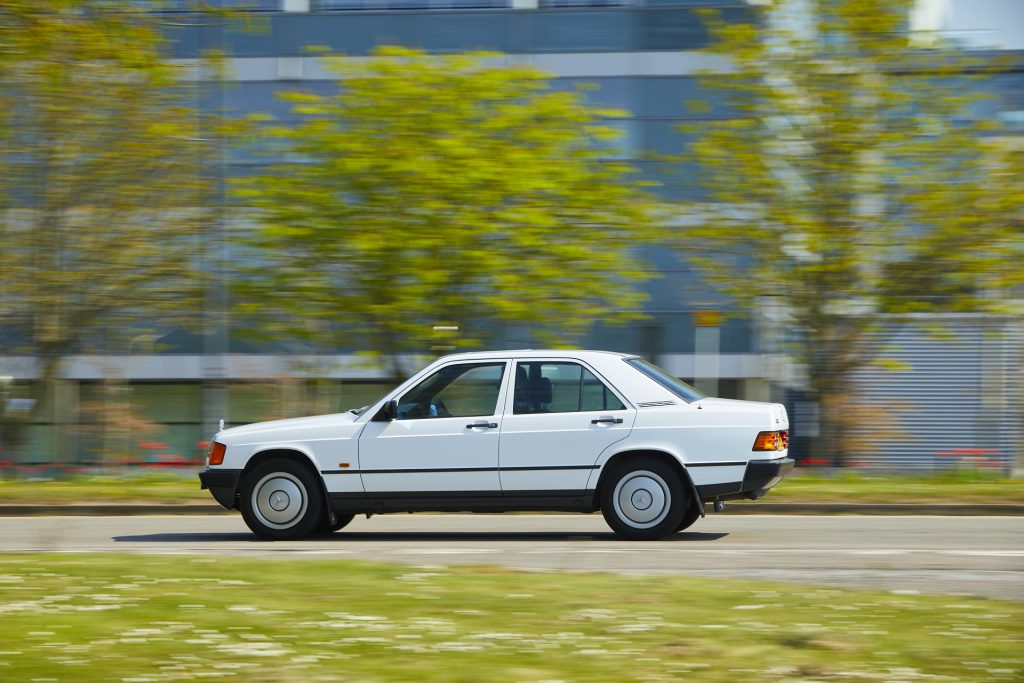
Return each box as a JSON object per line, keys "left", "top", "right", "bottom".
{"left": 358, "top": 361, "right": 509, "bottom": 493}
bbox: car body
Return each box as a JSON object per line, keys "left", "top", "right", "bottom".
{"left": 199, "top": 350, "right": 792, "bottom": 540}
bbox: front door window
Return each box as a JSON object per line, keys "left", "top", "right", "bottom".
{"left": 398, "top": 362, "right": 506, "bottom": 419}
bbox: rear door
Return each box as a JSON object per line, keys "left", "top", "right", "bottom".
{"left": 498, "top": 360, "right": 635, "bottom": 493}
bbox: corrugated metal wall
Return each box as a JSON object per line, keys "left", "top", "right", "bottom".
{"left": 847, "top": 315, "right": 1023, "bottom": 473}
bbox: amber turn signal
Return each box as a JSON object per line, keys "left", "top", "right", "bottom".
{"left": 752, "top": 430, "right": 788, "bottom": 451}
{"left": 209, "top": 441, "right": 226, "bottom": 466}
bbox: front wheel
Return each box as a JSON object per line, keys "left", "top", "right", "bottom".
{"left": 240, "top": 459, "right": 324, "bottom": 541}
{"left": 601, "top": 457, "right": 687, "bottom": 540}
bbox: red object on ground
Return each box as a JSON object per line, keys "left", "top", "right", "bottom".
{"left": 935, "top": 448, "right": 1000, "bottom": 457}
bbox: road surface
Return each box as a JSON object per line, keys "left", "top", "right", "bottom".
{"left": 1, "top": 513, "right": 1020, "bottom": 600}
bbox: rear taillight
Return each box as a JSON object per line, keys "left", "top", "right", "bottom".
{"left": 752, "top": 430, "right": 788, "bottom": 452}
{"left": 208, "top": 441, "right": 226, "bottom": 466}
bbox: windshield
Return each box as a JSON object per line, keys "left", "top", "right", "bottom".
{"left": 625, "top": 358, "right": 706, "bottom": 403}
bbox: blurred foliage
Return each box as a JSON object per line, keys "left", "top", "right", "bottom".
{"left": 0, "top": 1, "right": 213, "bottom": 450}
{"left": 680, "top": 0, "right": 1024, "bottom": 463}
{"left": 232, "top": 46, "right": 662, "bottom": 378}
{"left": 78, "top": 381, "right": 163, "bottom": 464}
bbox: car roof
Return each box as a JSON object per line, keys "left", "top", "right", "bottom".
{"left": 436, "top": 349, "right": 636, "bottom": 363}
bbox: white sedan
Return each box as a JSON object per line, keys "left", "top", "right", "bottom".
{"left": 199, "top": 350, "right": 792, "bottom": 540}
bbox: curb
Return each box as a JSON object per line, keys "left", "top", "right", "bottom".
{"left": 0, "top": 503, "right": 1021, "bottom": 517}
{"left": 723, "top": 502, "right": 1024, "bottom": 516}
{"left": 0, "top": 504, "right": 229, "bottom": 516}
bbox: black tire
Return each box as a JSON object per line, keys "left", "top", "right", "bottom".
{"left": 601, "top": 457, "right": 688, "bottom": 540}
{"left": 239, "top": 459, "right": 324, "bottom": 541}
{"left": 674, "top": 502, "right": 702, "bottom": 532}
{"left": 317, "top": 513, "right": 355, "bottom": 535}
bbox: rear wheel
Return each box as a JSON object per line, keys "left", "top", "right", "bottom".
{"left": 318, "top": 513, "right": 355, "bottom": 534}
{"left": 674, "top": 503, "right": 702, "bottom": 532}
{"left": 240, "top": 459, "right": 324, "bottom": 541}
{"left": 601, "top": 457, "right": 687, "bottom": 540}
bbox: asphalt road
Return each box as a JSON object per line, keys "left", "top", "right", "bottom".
{"left": 2, "top": 513, "right": 1021, "bottom": 601}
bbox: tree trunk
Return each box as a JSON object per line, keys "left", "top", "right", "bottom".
{"left": 804, "top": 319, "right": 854, "bottom": 468}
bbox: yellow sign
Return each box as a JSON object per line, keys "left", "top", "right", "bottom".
{"left": 693, "top": 309, "right": 722, "bottom": 327}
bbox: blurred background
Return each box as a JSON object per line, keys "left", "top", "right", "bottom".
{"left": 0, "top": 0, "right": 1021, "bottom": 478}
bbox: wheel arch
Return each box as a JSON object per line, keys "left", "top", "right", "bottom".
{"left": 596, "top": 449, "right": 704, "bottom": 518}
{"left": 245, "top": 446, "right": 322, "bottom": 476}
{"left": 238, "top": 447, "right": 331, "bottom": 523}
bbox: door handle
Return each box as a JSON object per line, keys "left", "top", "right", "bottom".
{"left": 591, "top": 417, "right": 624, "bottom": 425}
{"left": 466, "top": 421, "right": 498, "bottom": 429}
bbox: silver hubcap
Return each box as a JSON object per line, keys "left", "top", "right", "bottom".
{"left": 613, "top": 470, "right": 670, "bottom": 529}
{"left": 252, "top": 472, "right": 307, "bottom": 530}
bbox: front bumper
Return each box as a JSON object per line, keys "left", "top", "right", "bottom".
{"left": 199, "top": 468, "right": 243, "bottom": 509}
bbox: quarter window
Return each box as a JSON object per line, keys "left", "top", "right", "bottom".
{"left": 513, "top": 362, "right": 625, "bottom": 414}
{"left": 398, "top": 362, "right": 505, "bottom": 420}
{"left": 625, "top": 357, "right": 705, "bottom": 403}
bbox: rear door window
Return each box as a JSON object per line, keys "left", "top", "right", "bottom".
{"left": 513, "top": 361, "right": 626, "bottom": 414}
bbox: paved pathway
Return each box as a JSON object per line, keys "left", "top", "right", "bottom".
{"left": 2, "top": 514, "right": 1020, "bottom": 600}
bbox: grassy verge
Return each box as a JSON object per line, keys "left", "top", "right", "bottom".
{"left": 756, "top": 470, "right": 1024, "bottom": 505}
{"left": 0, "top": 554, "right": 1019, "bottom": 682}
{"left": 0, "top": 473, "right": 208, "bottom": 505}
{"left": 2, "top": 469, "right": 1022, "bottom": 506}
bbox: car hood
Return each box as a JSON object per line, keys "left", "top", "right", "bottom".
{"left": 217, "top": 411, "right": 359, "bottom": 440}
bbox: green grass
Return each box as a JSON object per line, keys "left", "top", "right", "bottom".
{"left": 2, "top": 469, "right": 1022, "bottom": 506}
{"left": 761, "top": 470, "right": 1024, "bottom": 504}
{"left": 0, "top": 554, "right": 1019, "bottom": 682}
{"left": 0, "top": 473, "right": 208, "bottom": 505}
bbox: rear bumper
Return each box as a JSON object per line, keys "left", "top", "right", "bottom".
{"left": 741, "top": 457, "right": 794, "bottom": 499}
{"left": 198, "top": 468, "right": 243, "bottom": 509}
{"left": 694, "top": 457, "right": 794, "bottom": 502}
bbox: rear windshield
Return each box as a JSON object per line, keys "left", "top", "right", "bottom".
{"left": 625, "top": 358, "right": 705, "bottom": 403}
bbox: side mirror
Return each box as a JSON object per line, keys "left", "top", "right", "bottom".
{"left": 374, "top": 399, "right": 398, "bottom": 422}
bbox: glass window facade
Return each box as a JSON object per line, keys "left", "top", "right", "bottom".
{"left": 165, "top": 7, "right": 748, "bottom": 58}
